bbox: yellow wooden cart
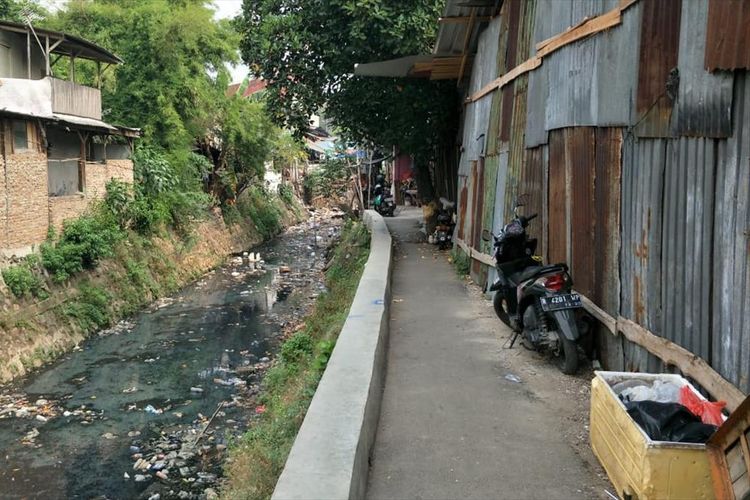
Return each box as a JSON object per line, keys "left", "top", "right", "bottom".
{"left": 590, "top": 371, "right": 715, "bottom": 500}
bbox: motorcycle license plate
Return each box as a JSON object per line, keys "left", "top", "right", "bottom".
{"left": 539, "top": 293, "right": 582, "bottom": 312}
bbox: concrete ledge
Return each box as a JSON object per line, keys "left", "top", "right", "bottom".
{"left": 272, "top": 210, "right": 392, "bottom": 500}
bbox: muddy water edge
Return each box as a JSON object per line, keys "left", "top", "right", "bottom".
{"left": 0, "top": 213, "right": 344, "bottom": 499}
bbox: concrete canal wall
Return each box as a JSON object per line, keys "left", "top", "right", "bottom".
{"left": 272, "top": 210, "right": 392, "bottom": 500}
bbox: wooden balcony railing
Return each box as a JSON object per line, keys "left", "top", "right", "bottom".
{"left": 50, "top": 78, "right": 102, "bottom": 120}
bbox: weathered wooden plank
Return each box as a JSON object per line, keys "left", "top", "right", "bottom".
{"left": 438, "top": 16, "right": 491, "bottom": 24}
{"left": 707, "top": 395, "right": 750, "bottom": 499}
{"left": 535, "top": 15, "right": 593, "bottom": 52}
{"left": 468, "top": 57, "right": 541, "bottom": 102}
{"left": 617, "top": 316, "right": 746, "bottom": 411}
{"left": 536, "top": 8, "right": 622, "bottom": 59}
{"left": 454, "top": 237, "right": 495, "bottom": 267}
{"left": 579, "top": 293, "right": 616, "bottom": 334}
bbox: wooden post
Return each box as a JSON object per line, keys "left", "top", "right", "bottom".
{"left": 367, "top": 149, "right": 373, "bottom": 208}
{"left": 45, "top": 35, "right": 50, "bottom": 76}
{"left": 26, "top": 31, "right": 31, "bottom": 79}
{"left": 96, "top": 61, "right": 101, "bottom": 89}
{"left": 76, "top": 131, "right": 88, "bottom": 193}
{"left": 70, "top": 54, "right": 75, "bottom": 83}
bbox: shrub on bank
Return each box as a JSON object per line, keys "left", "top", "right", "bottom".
{"left": 1, "top": 260, "right": 45, "bottom": 299}
{"left": 41, "top": 209, "right": 125, "bottom": 283}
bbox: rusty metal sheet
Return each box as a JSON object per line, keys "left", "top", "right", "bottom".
{"left": 620, "top": 136, "right": 666, "bottom": 372}
{"left": 470, "top": 158, "right": 487, "bottom": 283}
{"left": 486, "top": 83, "right": 503, "bottom": 156}
{"left": 547, "top": 130, "right": 568, "bottom": 265}
{"left": 593, "top": 128, "right": 622, "bottom": 317}
{"left": 480, "top": 155, "right": 500, "bottom": 256}
{"left": 520, "top": 146, "right": 545, "bottom": 245}
{"left": 546, "top": 127, "right": 622, "bottom": 307}
{"left": 660, "top": 137, "right": 717, "bottom": 362}
{"left": 712, "top": 72, "right": 750, "bottom": 392}
{"left": 504, "top": 74, "right": 529, "bottom": 221}
{"left": 634, "top": 0, "right": 682, "bottom": 138}
{"left": 457, "top": 175, "right": 468, "bottom": 241}
{"left": 673, "top": 0, "right": 733, "bottom": 138}
{"left": 705, "top": 0, "right": 750, "bottom": 72}
{"left": 486, "top": 151, "right": 510, "bottom": 295}
{"left": 499, "top": 0, "right": 522, "bottom": 143}
{"left": 569, "top": 128, "right": 597, "bottom": 299}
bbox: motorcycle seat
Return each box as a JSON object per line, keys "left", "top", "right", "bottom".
{"left": 508, "top": 263, "right": 567, "bottom": 286}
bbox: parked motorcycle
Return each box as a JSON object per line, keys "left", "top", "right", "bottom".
{"left": 431, "top": 197, "right": 455, "bottom": 249}
{"left": 373, "top": 183, "right": 396, "bottom": 217}
{"left": 483, "top": 199, "right": 586, "bottom": 374}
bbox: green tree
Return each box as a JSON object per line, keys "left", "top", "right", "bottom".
{"left": 46, "top": 0, "right": 239, "bottom": 154}
{"left": 238, "top": 0, "right": 459, "bottom": 200}
{"left": 0, "top": 0, "right": 47, "bottom": 22}
{"left": 196, "top": 95, "right": 277, "bottom": 201}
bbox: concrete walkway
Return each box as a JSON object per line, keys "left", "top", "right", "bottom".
{"left": 366, "top": 208, "right": 608, "bottom": 500}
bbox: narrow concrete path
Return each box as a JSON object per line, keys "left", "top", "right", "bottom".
{"left": 366, "top": 208, "right": 607, "bottom": 500}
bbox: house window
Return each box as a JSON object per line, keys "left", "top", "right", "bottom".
{"left": 12, "top": 120, "right": 28, "bottom": 151}
{"left": 47, "top": 126, "right": 84, "bottom": 196}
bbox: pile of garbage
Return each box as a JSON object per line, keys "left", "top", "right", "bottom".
{"left": 612, "top": 378, "right": 726, "bottom": 443}
{"left": 125, "top": 413, "right": 231, "bottom": 500}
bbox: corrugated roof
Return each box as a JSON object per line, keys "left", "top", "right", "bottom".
{"left": 0, "top": 21, "right": 122, "bottom": 65}
{"left": 51, "top": 112, "right": 116, "bottom": 131}
{"left": 226, "top": 79, "right": 267, "bottom": 98}
{"left": 434, "top": 0, "right": 500, "bottom": 55}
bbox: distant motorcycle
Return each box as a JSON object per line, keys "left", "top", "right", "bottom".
{"left": 430, "top": 197, "right": 455, "bottom": 249}
{"left": 373, "top": 183, "right": 396, "bottom": 217}
{"left": 483, "top": 199, "right": 587, "bottom": 374}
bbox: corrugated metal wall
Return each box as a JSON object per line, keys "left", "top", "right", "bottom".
{"left": 634, "top": 0, "right": 681, "bottom": 138}
{"left": 660, "top": 138, "right": 716, "bottom": 362}
{"left": 705, "top": 0, "right": 750, "bottom": 72}
{"left": 453, "top": 0, "right": 750, "bottom": 391}
{"left": 525, "top": 0, "right": 640, "bottom": 147}
{"left": 673, "top": 0, "right": 733, "bottom": 138}
{"left": 457, "top": 15, "right": 501, "bottom": 285}
{"left": 712, "top": 72, "right": 750, "bottom": 392}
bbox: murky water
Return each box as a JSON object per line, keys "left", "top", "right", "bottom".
{"left": 0, "top": 219, "right": 337, "bottom": 499}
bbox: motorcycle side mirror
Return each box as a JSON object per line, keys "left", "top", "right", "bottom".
{"left": 481, "top": 229, "right": 492, "bottom": 242}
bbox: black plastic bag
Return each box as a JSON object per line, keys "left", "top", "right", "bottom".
{"left": 625, "top": 401, "right": 718, "bottom": 443}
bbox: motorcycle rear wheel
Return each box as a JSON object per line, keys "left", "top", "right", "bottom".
{"left": 492, "top": 291, "right": 513, "bottom": 328}
{"left": 556, "top": 335, "right": 579, "bottom": 375}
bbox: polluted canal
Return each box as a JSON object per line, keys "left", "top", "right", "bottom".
{"left": 0, "top": 211, "right": 343, "bottom": 499}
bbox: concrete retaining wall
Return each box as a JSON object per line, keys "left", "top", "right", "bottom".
{"left": 272, "top": 210, "right": 392, "bottom": 500}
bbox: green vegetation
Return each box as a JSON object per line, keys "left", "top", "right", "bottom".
{"left": 451, "top": 248, "right": 471, "bottom": 277}
{"left": 61, "top": 284, "right": 112, "bottom": 332}
{"left": 223, "top": 220, "right": 370, "bottom": 500}
{"left": 239, "top": 0, "right": 459, "bottom": 200}
{"left": 303, "top": 158, "right": 351, "bottom": 199}
{"left": 41, "top": 209, "right": 124, "bottom": 283}
{"left": 1, "top": 260, "right": 45, "bottom": 299}
{"left": 44, "top": 1, "right": 289, "bottom": 208}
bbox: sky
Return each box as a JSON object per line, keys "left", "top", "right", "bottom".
{"left": 38, "top": 0, "right": 250, "bottom": 83}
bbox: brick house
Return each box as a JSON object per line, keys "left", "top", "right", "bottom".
{"left": 0, "top": 21, "right": 139, "bottom": 257}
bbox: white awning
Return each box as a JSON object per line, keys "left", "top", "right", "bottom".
{"left": 354, "top": 55, "right": 433, "bottom": 77}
